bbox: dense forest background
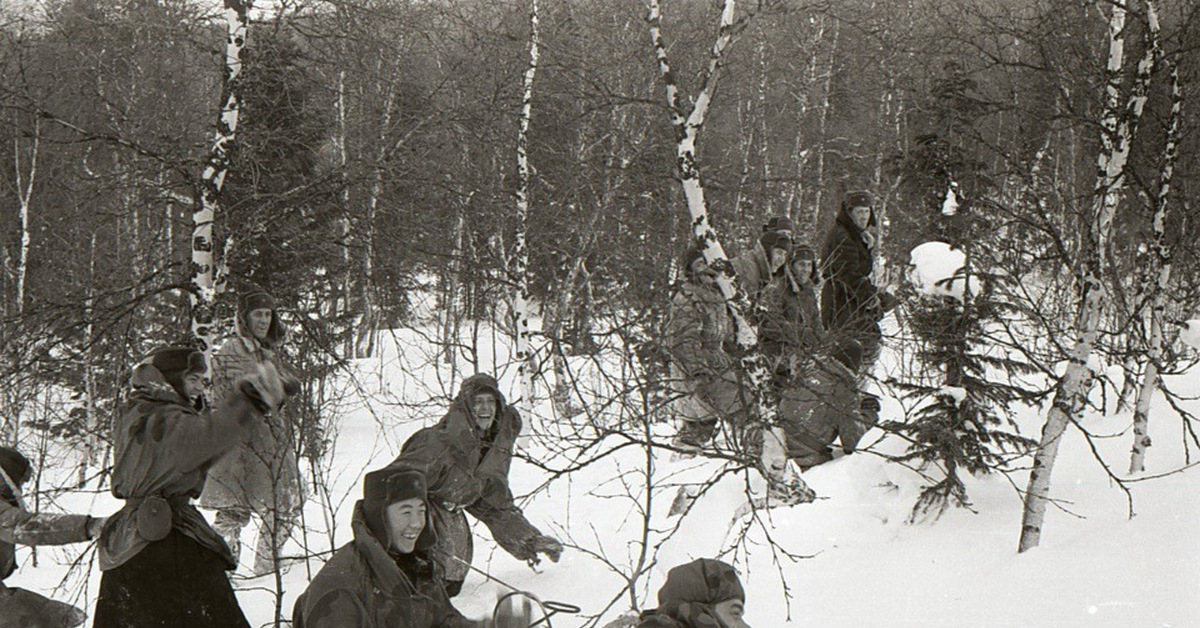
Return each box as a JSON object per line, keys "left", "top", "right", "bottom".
{"left": 2, "top": 0, "right": 1198, "bottom": 522}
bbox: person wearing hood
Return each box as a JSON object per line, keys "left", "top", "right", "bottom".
{"left": 200, "top": 287, "right": 303, "bottom": 577}
{"left": 293, "top": 465, "right": 523, "bottom": 628}
{"left": 637, "top": 558, "right": 751, "bottom": 628}
{"left": 390, "top": 374, "right": 562, "bottom": 597}
{"left": 731, "top": 216, "right": 793, "bottom": 301}
{"left": 665, "top": 245, "right": 751, "bottom": 452}
{"left": 820, "top": 191, "right": 887, "bottom": 372}
{"left": 92, "top": 345, "right": 293, "bottom": 628}
{"left": 1, "top": 447, "right": 104, "bottom": 628}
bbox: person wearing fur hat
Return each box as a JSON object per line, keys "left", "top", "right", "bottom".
{"left": 820, "top": 191, "right": 887, "bottom": 375}
{"left": 200, "top": 286, "right": 302, "bottom": 577}
{"left": 293, "top": 465, "right": 526, "bottom": 628}
{"left": 1, "top": 447, "right": 104, "bottom": 628}
{"left": 757, "top": 242, "right": 825, "bottom": 386}
{"left": 92, "top": 345, "right": 293, "bottom": 628}
{"left": 637, "top": 558, "right": 751, "bottom": 628}
{"left": 665, "top": 245, "right": 752, "bottom": 452}
{"left": 390, "top": 374, "right": 562, "bottom": 597}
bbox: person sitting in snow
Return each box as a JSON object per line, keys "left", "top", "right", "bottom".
{"left": 1, "top": 447, "right": 105, "bottom": 628}
{"left": 777, "top": 335, "right": 878, "bottom": 470}
{"left": 293, "top": 464, "right": 531, "bottom": 628}
{"left": 390, "top": 374, "right": 562, "bottom": 597}
{"left": 636, "top": 558, "right": 751, "bottom": 628}
{"left": 93, "top": 345, "right": 294, "bottom": 628}
{"left": 665, "top": 245, "right": 752, "bottom": 452}
{"left": 200, "top": 286, "right": 303, "bottom": 577}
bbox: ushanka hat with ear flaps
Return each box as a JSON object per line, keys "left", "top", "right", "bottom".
{"left": 845, "top": 190, "right": 873, "bottom": 209}
{"left": 361, "top": 465, "right": 436, "bottom": 551}
{"left": 657, "top": 558, "right": 746, "bottom": 607}
{"left": 236, "top": 286, "right": 286, "bottom": 347}
{"left": 1, "top": 446, "right": 32, "bottom": 503}
{"left": 682, "top": 245, "right": 706, "bottom": 277}
{"left": 141, "top": 346, "right": 207, "bottom": 401}
{"left": 761, "top": 215, "right": 794, "bottom": 235}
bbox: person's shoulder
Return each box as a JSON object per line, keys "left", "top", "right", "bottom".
{"left": 635, "top": 612, "right": 684, "bottom": 628}
{"left": 307, "top": 542, "right": 369, "bottom": 591}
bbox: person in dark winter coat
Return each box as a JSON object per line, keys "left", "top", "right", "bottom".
{"left": 293, "top": 465, "right": 506, "bottom": 628}
{"left": 820, "top": 191, "right": 885, "bottom": 370}
{"left": 390, "top": 374, "right": 562, "bottom": 597}
{"left": 93, "top": 345, "right": 293, "bottom": 628}
{"left": 665, "top": 246, "right": 751, "bottom": 451}
{"left": 1, "top": 447, "right": 104, "bottom": 628}
{"left": 777, "top": 335, "right": 878, "bottom": 470}
{"left": 200, "top": 287, "right": 302, "bottom": 576}
{"left": 637, "top": 558, "right": 751, "bottom": 628}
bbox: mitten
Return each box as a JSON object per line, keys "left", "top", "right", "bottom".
{"left": 236, "top": 361, "right": 290, "bottom": 414}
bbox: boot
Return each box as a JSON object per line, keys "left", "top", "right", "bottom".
{"left": 251, "top": 514, "right": 295, "bottom": 577}
{"left": 671, "top": 418, "right": 718, "bottom": 455}
{"left": 213, "top": 509, "right": 249, "bottom": 567}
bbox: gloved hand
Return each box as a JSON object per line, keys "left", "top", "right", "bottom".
{"left": 236, "top": 361, "right": 291, "bottom": 414}
{"left": 524, "top": 534, "right": 563, "bottom": 566}
{"left": 86, "top": 516, "right": 107, "bottom": 540}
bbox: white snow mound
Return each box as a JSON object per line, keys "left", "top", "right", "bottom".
{"left": 909, "top": 241, "right": 982, "bottom": 300}
{"left": 1181, "top": 319, "right": 1200, "bottom": 350}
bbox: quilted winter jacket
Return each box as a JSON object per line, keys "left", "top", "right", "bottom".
{"left": 392, "top": 374, "right": 543, "bottom": 579}
{"left": 778, "top": 358, "right": 871, "bottom": 469}
{"left": 292, "top": 505, "right": 477, "bottom": 628}
{"left": 665, "top": 281, "right": 734, "bottom": 381}
{"left": 98, "top": 365, "right": 262, "bottom": 571}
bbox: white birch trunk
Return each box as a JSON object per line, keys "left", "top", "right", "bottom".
{"left": 1130, "top": 39, "right": 1175, "bottom": 475}
{"left": 195, "top": 0, "right": 250, "bottom": 372}
{"left": 812, "top": 17, "right": 837, "bottom": 223}
{"left": 79, "top": 232, "right": 99, "bottom": 485}
{"left": 13, "top": 119, "right": 37, "bottom": 317}
{"left": 649, "top": 0, "right": 810, "bottom": 501}
{"left": 335, "top": 69, "right": 355, "bottom": 359}
{"left": 1020, "top": 2, "right": 1154, "bottom": 552}
{"left": 512, "top": 0, "right": 540, "bottom": 417}
{"left": 4, "top": 117, "right": 38, "bottom": 444}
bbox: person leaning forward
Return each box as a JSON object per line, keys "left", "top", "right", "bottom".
{"left": 92, "top": 345, "right": 294, "bottom": 628}
{"left": 390, "top": 374, "right": 562, "bottom": 597}
{"left": 2, "top": 447, "right": 104, "bottom": 628}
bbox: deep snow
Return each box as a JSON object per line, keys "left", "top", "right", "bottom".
{"left": 9, "top": 314, "right": 1199, "bottom": 628}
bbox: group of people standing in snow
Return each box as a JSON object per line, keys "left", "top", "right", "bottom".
{"left": 0, "top": 193, "right": 888, "bottom": 628}
{"left": 666, "top": 190, "right": 895, "bottom": 470}
{"left": 2, "top": 286, "right": 570, "bottom": 627}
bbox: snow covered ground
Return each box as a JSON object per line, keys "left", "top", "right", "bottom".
{"left": 11, "top": 316, "right": 1200, "bottom": 628}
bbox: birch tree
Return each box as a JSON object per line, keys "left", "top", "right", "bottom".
{"left": 2, "top": 115, "right": 38, "bottom": 444}
{"left": 1019, "top": 1, "right": 1157, "bottom": 553}
{"left": 194, "top": 0, "right": 251, "bottom": 368}
{"left": 1130, "top": 49, "right": 1178, "bottom": 475}
{"left": 648, "top": 0, "right": 810, "bottom": 502}
{"left": 512, "top": 0, "right": 540, "bottom": 417}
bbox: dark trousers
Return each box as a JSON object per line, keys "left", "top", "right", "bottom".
{"left": 93, "top": 530, "right": 250, "bottom": 628}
